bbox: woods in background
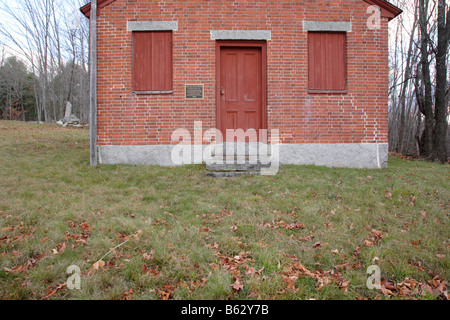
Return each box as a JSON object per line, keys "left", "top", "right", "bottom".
{"left": 0, "top": 0, "right": 89, "bottom": 123}
{"left": 389, "top": 0, "right": 449, "bottom": 163}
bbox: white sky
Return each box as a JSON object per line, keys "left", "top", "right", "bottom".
{"left": 0, "top": 0, "right": 87, "bottom": 62}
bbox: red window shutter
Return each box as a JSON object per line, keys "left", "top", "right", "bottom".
{"left": 308, "top": 32, "right": 346, "bottom": 92}
{"left": 133, "top": 31, "right": 173, "bottom": 92}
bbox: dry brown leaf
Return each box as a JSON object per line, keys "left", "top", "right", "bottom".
{"left": 121, "top": 288, "right": 133, "bottom": 300}
{"left": 209, "top": 263, "right": 220, "bottom": 271}
{"left": 315, "top": 277, "right": 331, "bottom": 290}
{"left": 339, "top": 280, "right": 350, "bottom": 293}
{"left": 93, "top": 260, "right": 105, "bottom": 270}
{"left": 42, "top": 283, "right": 67, "bottom": 300}
{"left": 230, "top": 278, "right": 244, "bottom": 292}
{"left": 2, "top": 226, "right": 13, "bottom": 232}
{"left": 371, "top": 229, "right": 383, "bottom": 239}
{"left": 79, "top": 222, "right": 90, "bottom": 230}
{"left": 143, "top": 250, "right": 154, "bottom": 261}
{"left": 142, "top": 265, "right": 160, "bottom": 276}
{"left": 285, "top": 278, "right": 298, "bottom": 292}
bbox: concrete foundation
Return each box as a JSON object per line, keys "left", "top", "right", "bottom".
{"left": 98, "top": 143, "right": 388, "bottom": 169}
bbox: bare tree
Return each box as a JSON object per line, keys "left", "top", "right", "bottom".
{"left": 0, "top": 0, "right": 89, "bottom": 122}
{"left": 389, "top": 0, "right": 449, "bottom": 162}
{"left": 432, "top": 0, "right": 450, "bottom": 163}
{"left": 397, "top": 3, "right": 418, "bottom": 154}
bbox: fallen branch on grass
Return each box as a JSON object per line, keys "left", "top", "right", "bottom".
{"left": 94, "top": 239, "right": 129, "bottom": 268}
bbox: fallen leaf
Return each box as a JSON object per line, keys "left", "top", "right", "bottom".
{"left": 121, "top": 289, "right": 133, "bottom": 300}
{"left": 11, "top": 251, "right": 21, "bottom": 257}
{"left": 299, "top": 235, "right": 314, "bottom": 242}
{"left": 371, "top": 229, "right": 383, "bottom": 239}
{"left": 285, "top": 277, "right": 298, "bottom": 292}
{"left": 79, "top": 222, "right": 90, "bottom": 231}
{"left": 315, "top": 277, "right": 331, "bottom": 290}
{"left": 420, "top": 210, "right": 427, "bottom": 221}
{"left": 339, "top": 280, "right": 350, "bottom": 293}
{"left": 209, "top": 263, "right": 220, "bottom": 271}
{"left": 143, "top": 250, "right": 154, "bottom": 261}
{"left": 155, "top": 284, "right": 176, "bottom": 300}
{"left": 230, "top": 278, "right": 244, "bottom": 292}
{"left": 93, "top": 260, "right": 105, "bottom": 270}
{"left": 142, "top": 265, "right": 160, "bottom": 276}
{"left": 206, "top": 242, "right": 219, "bottom": 250}
{"left": 42, "top": 283, "right": 67, "bottom": 300}
{"left": 54, "top": 242, "right": 67, "bottom": 254}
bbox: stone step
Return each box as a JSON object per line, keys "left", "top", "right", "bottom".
{"left": 206, "top": 162, "right": 265, "bottom": 172}
{"left": 205, "top": 171, "right": 261, "bottom": 178}
{"left": 210, "top": 143, "right": 272, "bottom": 157}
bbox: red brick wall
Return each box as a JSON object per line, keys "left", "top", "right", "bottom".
{"left": 95, "top": 0, "right": 389, "bottom": 146}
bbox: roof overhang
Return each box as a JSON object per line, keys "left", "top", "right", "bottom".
{"left": 80, "top": 0, "right": 116, "bottom": 18}
{"left": 363, "top": 0, "right": 402, "bottom": 20}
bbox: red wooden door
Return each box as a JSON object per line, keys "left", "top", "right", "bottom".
{"left": 219, "top": 46, "right": 263, "bottom": 139}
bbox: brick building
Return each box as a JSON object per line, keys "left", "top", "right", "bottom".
{"left": 81, "top": 0, "right": 401, "bottom": 169}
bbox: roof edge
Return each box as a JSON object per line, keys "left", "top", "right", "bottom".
{"left": 363, "top": 0, "right": 403, "bottom": 20}
{"left": 80, "top": 0, "right": 117, "bottom": 18}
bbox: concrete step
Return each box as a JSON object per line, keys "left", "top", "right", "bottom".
{"left": 205, "top": 171, "right": 261, "bottom": 178}
{"left": 206, "top": 156, "right": 273, "bottom": 169}
{"left": 206, "top": 162, "right": 263, "bottom": 172}
{"left": 210, "top": 143, "right": 272, "bottom": 157}
{"left": 206, "top": 143, "right": 274, "bottom": 177}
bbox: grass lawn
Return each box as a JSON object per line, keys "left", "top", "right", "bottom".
{"left": 0, "top": 120, "right": 448, "bottom": 300}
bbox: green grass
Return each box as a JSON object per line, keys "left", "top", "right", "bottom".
{"left": 0, "top": 120, "right": 448, "bottom": 300}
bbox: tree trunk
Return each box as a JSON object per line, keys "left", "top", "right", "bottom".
{"left": 398, "top": 6, "right": 418, "bottom": 154}
{"left": 418, "top": 0, "right": 434, "bottom": 158}
{"left": 432, "top": 0, "right": 449, "bottom": 163}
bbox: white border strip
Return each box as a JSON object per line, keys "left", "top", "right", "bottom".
{"left": 211, "top": 30, "right": 271, "bottom": 40}
{"left": 303, "top": 21, "right": 352, "bottom": 32}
